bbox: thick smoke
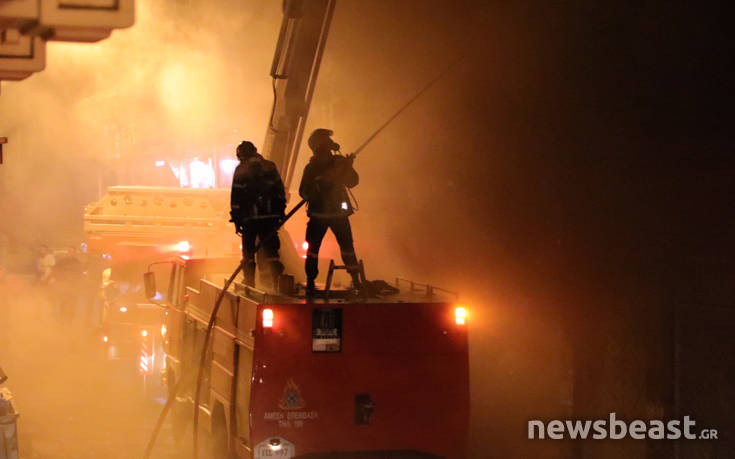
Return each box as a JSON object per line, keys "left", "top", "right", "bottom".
{"left": 1, "top": 1, "right": 733, "bottom": 459}
{"left": 0, "top": 0, "right": 282, "bottom": 250}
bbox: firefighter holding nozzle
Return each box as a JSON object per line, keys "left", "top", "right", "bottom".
{"left": 230, "top": 141, "right": 286, "bottom": 288}
{"left": 299, "top": 129, "right": 361, "bottom": 296}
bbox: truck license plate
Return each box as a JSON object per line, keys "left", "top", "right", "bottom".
{"left": 254, "top": 438, "right": 295, "bottom": 459}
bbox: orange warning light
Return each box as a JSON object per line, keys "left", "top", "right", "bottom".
{"left": 455, "top": 306, "right": 468, "bottom": 325}
{"left": 263, "top": 308, "right": 274, "bottom": 328}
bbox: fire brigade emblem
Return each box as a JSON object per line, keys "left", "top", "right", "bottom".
{"left": 278, "top": 379, "right": 306, "bottom": 410}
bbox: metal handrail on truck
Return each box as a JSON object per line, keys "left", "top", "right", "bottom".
{"left": 395, "top": 277, "right": 460, "bottom": 300}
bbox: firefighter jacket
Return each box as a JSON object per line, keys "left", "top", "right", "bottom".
{"left": 230, "top": 153, "right": 286, "bottom": 224}
{"left": 299, "top": 154, "right": 359, "bottom": 218}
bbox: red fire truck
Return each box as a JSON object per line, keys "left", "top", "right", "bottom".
{"left": 149, "top": 255, "right": 469, "bottom": 458}
{"left": 136, "top": 1, "right": 470, "bottom": 456}
{"left": 83, "top": 186, "right": 304, "bottom": 394}
{"left": 143, "top": 1, "right": 471, "bottom": 456}
{"left": 83, "top": 187, "right": 242, "bottom": 392}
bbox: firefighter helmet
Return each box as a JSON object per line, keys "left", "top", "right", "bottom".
{"left": 308, "top": 128, "right": 340, "bottom": 152}
{"left": 236, "top": 141, "right": 257, "bottom": 159}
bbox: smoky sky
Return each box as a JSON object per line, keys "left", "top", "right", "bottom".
{"left": 298, "top": 1, "right": 735, "bottom": 307}
{"left": 0, "top": 0, "right": 284, "bottom": 246}
{"left": 304, "top": 3, "right": 735, "bottom": 457}
{"left": 1, "top": 1, "right": 734, "bottom": 458}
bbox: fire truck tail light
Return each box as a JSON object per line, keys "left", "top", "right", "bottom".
{"left": 263, "top": 309, "right": 274, "bottom": 328}
{"left": 455, "top": 306, "right": 468, "bottom": 325}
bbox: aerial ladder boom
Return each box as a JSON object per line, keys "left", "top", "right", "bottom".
{"left": 262, "top": 0, "right": 336, "bottom": 191}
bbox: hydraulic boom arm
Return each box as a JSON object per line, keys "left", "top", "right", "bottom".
{"left": 262, "top": 0, "right": 337, "bottom": 192}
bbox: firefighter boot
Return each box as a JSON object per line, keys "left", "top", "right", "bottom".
{"left": 350, "top": 271, "right": 361, "bottom": 290}
{"left": 243, "top": 261, "right": 256, "bottom": 287}
{"left": 306, "top": 278, "right": 316, "bottom": 298}
{"left": 347, "top": 272, "right": 365, "bottom": 298}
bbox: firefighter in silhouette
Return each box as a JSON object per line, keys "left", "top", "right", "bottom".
{"left": 299, "top": 129, "right": 361, "bottom": 296}
{"left": 230, "top": 141, "right": 286, "bottom": 288}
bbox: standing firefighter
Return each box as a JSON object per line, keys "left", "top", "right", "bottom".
{"left": 230, "top": 141, "right": 286, "bottom": 288}
{"left": 299, "top": 129, "right": 361, "bottom": 295}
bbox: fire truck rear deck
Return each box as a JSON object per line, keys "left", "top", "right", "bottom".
{"left": 158, "top": 255, "right": 469, "bottom": 459}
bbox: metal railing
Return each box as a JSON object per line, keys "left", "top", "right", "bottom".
{"left": 395, "top": 278, "right": 459, "bottom": 300}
